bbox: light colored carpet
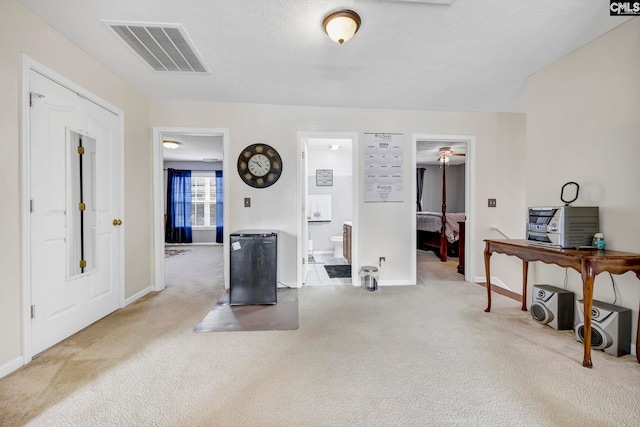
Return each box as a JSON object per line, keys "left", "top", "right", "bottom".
{"left": 0, "top": 247, "right": 639, "bottom": 426}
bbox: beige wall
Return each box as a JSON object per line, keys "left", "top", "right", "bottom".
{"left": 151, "top": 101, "right": 527, "bottom": 287}
{"left": 0, "top": 1, "right": 151, "bottom": 369}
{"left": 527, "top": 18, "right": 640, "bottom": 350}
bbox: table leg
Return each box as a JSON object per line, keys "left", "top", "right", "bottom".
{"left": 637, "top": 274, "right": 640, "bottom": 363}
{"left": 484, "top": 244, "right": 492, "bottom": 312}
{"left": 521, "top": 261, "right": 529, "bottom": 311}
{"left": 581, "top": 260, "right": 595, "bottom": 368}
{"left": 637, "top": 298, "right": 640, "bottom": 364}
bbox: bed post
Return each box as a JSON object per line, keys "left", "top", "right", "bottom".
{"left": 440, "top": 162, "right": 447, "bottom": 262}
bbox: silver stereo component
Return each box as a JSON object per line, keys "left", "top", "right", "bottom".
{"left": 575, "top": 299, "right": 631, "bottom": 357}
{"left": 530, "top": 285, "right": 574, "bottom": 330}
{"left": 527, "top": 206, "right": 599, "bottom": 248}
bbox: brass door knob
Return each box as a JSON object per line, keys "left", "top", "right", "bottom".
{"left": 112, "top": 219, "right": 122, "bottom": 226}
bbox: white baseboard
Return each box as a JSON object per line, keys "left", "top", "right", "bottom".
{"left": 381, "top": 279, "right": 415, "bottom": 286}
{"left": 124, "top": 285, "right": 154, "bottom": 307}
{"left": 0, "top": 356, "right": 24, "bottom": 379}
{"left": 474, "top": 276, "right": 519, "bottom": 294}
{"left": 278, "top": 281, "right": 302, "bottom": 289}
{"left": 350, "top": 279, "right": 415, "bottom": 288}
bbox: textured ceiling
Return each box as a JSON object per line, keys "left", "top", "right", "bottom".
{"left": 161, "top": 133, "right": 223, "bottom": 162}
{"left": 20, "top": 0, "right": 630, "bottom": 114}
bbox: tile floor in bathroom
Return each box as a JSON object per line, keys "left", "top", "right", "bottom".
{"left": 305, "top": 253, "right": 352, "bottom": 286}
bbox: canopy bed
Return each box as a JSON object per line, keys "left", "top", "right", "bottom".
{"left": 417, "top": 149, "right": 466, "bottom": 271}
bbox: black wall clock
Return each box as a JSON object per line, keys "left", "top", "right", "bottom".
{"left": 237, "top": 143, "right": 283, "bottom": 188}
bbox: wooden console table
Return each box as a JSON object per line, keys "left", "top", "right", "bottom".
{"left": 483, "top": 239, "right": 640, "bottom": 368}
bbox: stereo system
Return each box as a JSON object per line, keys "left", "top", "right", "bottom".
{"left": 530, "top": 285, "right": 574, "bottom": 330}
{"left": 575, "top": 299, "right": 631, "bottom": 357}
{"left": 527, "top": 206, "right": 599, "bottom": 248}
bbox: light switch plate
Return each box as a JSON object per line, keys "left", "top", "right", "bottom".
{"left": 488, "top": 198, "right": 497, "bottom": 207}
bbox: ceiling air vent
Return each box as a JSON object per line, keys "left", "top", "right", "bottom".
{"left": 104, "top": 22, "right": 208, "bottom": 73}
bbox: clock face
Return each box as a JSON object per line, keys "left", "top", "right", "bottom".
{"left": 237, "top": 144, "right": 283, "bottom": 188}
{"left": 248, "top": 153, "right": 270, "bottom": 177}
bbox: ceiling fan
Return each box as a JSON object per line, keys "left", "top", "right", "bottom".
{"left": 438, "top": 146, "right": 465, "bottom": 163}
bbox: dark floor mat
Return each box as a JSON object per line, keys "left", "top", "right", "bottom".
{"left": 324, "top": 265, "right": 351, "bottom": 278}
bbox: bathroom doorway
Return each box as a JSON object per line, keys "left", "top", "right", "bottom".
{"left": 297, "top": 132, "right": 358, "bottom": 286}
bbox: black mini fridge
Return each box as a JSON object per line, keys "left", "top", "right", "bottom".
{"left": 229, "top": 230, "right": 278, "bottom": 305}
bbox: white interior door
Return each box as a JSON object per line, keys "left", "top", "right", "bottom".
{"left": 29, "top": 70, "right": 123, "bottom": 356}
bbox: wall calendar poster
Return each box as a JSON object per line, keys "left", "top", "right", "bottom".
{"left": 364, "top": 133, "right": 404, "bottom": 202}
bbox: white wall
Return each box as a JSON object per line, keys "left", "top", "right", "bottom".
{"left": 151, "top": 101, "right": 527, "bottom": 287}
{"left": 419, "top": 164, "right": 465, "bottom": 213}
{"left": 526, "top": 19, "right": 640, "bottom": 351}
{"left": 308, "top": 148, "right": 353, "bottom": 253}
{"left": 0, "top": 1, "right": 151, "bottom": 373}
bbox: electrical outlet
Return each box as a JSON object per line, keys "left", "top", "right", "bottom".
{"left": 244, "top": 198, "right": 251, "bottom": 207}
{"left": 488, "top": 198, "right": 497, "bottom": 208}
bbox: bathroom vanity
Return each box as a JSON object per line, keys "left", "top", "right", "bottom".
{"left": 343, "top": 222, "right": 352, "bottom": 264}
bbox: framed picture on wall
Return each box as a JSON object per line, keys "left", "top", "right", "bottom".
{"left": 316, "top": 169, "right": 333, "bottom": 186}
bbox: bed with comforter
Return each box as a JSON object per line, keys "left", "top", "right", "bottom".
{"left": 417, "top": 212, "right": 466, "bottom": 262}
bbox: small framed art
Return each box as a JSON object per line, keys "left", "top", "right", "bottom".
{"left": 316, "top": 169, "right": 333, "bottom": 186}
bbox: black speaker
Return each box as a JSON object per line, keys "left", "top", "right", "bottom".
{"left": 575, "top": 299, "right": 631, "bottom": 357}
{"left": 530, "top": 285, "right": 574, "bottom": 330}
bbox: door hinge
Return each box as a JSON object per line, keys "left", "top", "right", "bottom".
{"left": 302, "top": 204, "right": 305, "bottom": 212}
{"left": 31, "top": 305, "right": 35, "bottom": 319}
{"left": 79, "top": 260, "right": 87, "bottom": 268}
{"left": 77, "top": 146, "right": 85, "bottom": 154}
{"left": 78, "top": 203, "right": 86, "bottom": 211}
{"left": 301, "top": 151, "right": 305, "bottom": 159}
{"left": 30, "top": 199, "right": 34, "bottom": 213}
{"left": 302, "top": 258, "right": 305, "bottom": 265}
{"left": 29, "top": 92, "right": 44, "bottom": 107}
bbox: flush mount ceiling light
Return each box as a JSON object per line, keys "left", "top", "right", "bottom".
{"left": 162, "top": 140, "right": 180, "bottom": 149}
{"left": 323, "top": 10, "right": 361, "bottom": 45}
{"left": 329, "top": 144, "right": 341, "bottom": 150}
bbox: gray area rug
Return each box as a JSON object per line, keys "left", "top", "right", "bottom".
{"left": 194, "top": 288, "right": 299, "bottom": 332}
{"left": 164, "top": 248, "right": 192, "bottom": 259}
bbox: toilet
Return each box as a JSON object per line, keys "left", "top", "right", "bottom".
{"left": 330, "top": 235, "right": 343, "bottom": 258}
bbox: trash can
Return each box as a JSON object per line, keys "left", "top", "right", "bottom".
{"left": 360, "top": 266, "right": 379, "bottom": 292}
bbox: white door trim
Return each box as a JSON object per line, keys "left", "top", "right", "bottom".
{"left": 296, "top": 131, "right": 359, "bottom": 287}
{"left": 412, "top": 134, "right": 476, "bottom": 284}
{"left": 20, "top": 54, "right": 125, "bottom": 363}
{"left": 152, "top": 127, "right": 230, "bottom": 291}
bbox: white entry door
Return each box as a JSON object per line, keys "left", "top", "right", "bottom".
{"left": 29, "top": 70, "right": 123, "bottom": 356}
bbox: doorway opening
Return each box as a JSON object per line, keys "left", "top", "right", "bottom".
{"left": 412, "top": 134, "right": 476, "bottom": 284}
{"left": 152, "top": 127, "right": 230, "bottom": 291}
{"left": 297, "top": 132, "right": 359, "bottom": 287}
